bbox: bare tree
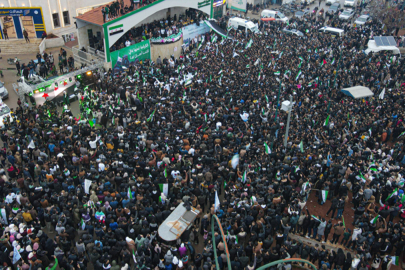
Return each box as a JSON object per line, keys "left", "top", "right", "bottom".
{"left": 366, "top": 0, "right": 405, "bottom": 34}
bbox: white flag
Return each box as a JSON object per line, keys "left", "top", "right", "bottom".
{"left": 28, "top": 140, "right": 35, "bottom": 149}
{"left": 13, "top": 246, "right": 21, "bottom": 264}
{"left": 84, "top": 179, "right": 92, "bottom": 194}
{"left": 379, "top": 88, "right": 385, "bottom": 99}
{"left": 214, "top": 191, "right": 220, "bottom": 212}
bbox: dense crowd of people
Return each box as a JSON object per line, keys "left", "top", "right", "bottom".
{"left": 1, "top": 2, "right": 405, "bottom": 270}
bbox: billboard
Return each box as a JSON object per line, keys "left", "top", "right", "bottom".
{"left": 182, "top": 22, "right": 210, "bottom": 47}
{"left": 231, "top": 0, "right": 247, "bottom": 12}
{"left": 111, "top": 39, "right": 151, "bottom": 74}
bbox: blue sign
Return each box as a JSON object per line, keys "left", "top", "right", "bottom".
{"left": 0, "top": 7, "right": 45, "bottom": 39}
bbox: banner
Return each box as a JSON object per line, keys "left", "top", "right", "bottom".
{"left": 182, "top": 22, "right": 210, "bottom": 47}
{"left": 231, "top": 0, "right": 247, "bottom": 12}
{"left": 111, "top": 39, "right": 151, "bottom": 74}
{"left": 84, "top": 179, "right": 92, "bottom": 194}
{"left": 151, "top": 30, "right": 183, "bottom": 44}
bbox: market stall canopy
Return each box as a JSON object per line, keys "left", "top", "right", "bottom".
{"left": 158, "top": 202, "right": 200, "bottom": 241}
{"left": 341, "top": 86, "right": 374, "bottom": 99}
{"left": 204, "top": 20, "right": 232, "bottom": 39}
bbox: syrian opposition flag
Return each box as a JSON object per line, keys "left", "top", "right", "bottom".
{"left": 233, "top": 52, "right": 239, "bottom": 58}
{"left": 311, "top": 215, "right": 321, "bottom": 222}
{"left": 299, "top": 141, "right": 304, "bottom": 153}
{"left": 324, "top": 115, "right": 330, "bottom": 126}
{"left": 265, "top": 95, "right": 269, "bottom": 103}
{"left": 264, "top": 142, "right": 271, "bottom": 154}
{"left": 246, "top": 39, "right": 253, "bottom": 49}
{"left": 241, "top": 171, "right": 247, "bottom": 183}
{"left": 231, "top": 154, "right": 240, "bottom": 169}
{"left": 279, "top": 51, "right": 283, "bottom": 59}
{"left": 132, "top": 250, "right": 137, "bottom": 263}
{"left": 322, "top": 190, "right": 328, "bottom": 203}
{"left": 258, "top": 72, "right": 261, "bottom": 81}
{"left": 302, "top": 181, "right": 310, "bottom": 193}
{"left": 385, "top": 188, "right": 398, "bottom": 202}
{"left": 331, "top": 58, "right": 335, "bottom": 65}
{"left": 128, "top": 187, "right": 133, "bottom": 199}
{"left": 147, "top": 109, "right": 156, "bottom": 122}
{"left": 80, "top": 218, "right": 86, "bottom": 230}
{"left": 211, "top": 35, "right": 217, "bottom": 43}
{"left": 370, "top": 214, "right": 380, "bottom": 224}
{"left": 392, "top": 256, "right": 400, "bottom": 265}
{"left": 295, "top": 70, "right": 302, "bottom": 81}
{"left": 274, "top": 71, "right": 280, "bottom": 76}
{"left": 197, "top": 43, "right": 202, "bottom": 50}
{"left": 164, "top": 168, "right": 168, "bottom": 178}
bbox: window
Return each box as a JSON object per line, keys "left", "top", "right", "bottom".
{"left": 63, "top": 11, "right": 70, "bottom": 25}
{"left": 52, "top": 13, "right": 60, "bottom": 28}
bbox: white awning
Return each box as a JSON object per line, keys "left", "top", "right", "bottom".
{"left": 341, "top": 86, "right": 374, "bottom": 99}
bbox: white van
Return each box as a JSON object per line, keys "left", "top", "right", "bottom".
{"left": 344, "top": 0, "right": 357, "bottom": 7}
{"left": 261, "top": 10, "right": 289, "bottom": 24}
{"left": 365, "top": 40, "right": 401, "bottom": 56}
{"left": 0, "top": 98, "right": 13, "bottom": 128}
{"left": 228, "top": 18, "right": 260, "bottom": 33}
{"left": 318, "top": 26, "right": 345, "bottom": 37}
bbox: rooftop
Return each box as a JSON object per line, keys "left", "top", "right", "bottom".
{"left": 75, "top": 0, "right": 158, "bottom": 26}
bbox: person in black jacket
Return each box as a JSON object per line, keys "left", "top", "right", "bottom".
{"left": 326, "top": 197, "right": 339, "bottom": 219}
{"left": 324, "top": 220, "right": 332, "bottom": 243}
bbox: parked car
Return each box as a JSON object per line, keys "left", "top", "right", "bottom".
{"left": 354, "top": 14, "right": 371, "bottom": 25}
{"left": 326, "top": 0, "right": 338, "bottom": 5}
{"left": 294, "top": 10, "right": 309, "bottom": 18}
{"left": 0, "top": 82, "right": 9, "bottom": 100}
{"left": 301, "top": 0, "right": 315, "bottom": 4}
{"left": 282, "top": 28, "right": 304, "bottom": 36}
{"left": 327, "top": 3, "right": 340, "bottom": 14}
{"left": 339, "top": 9, "right": 355, "bottom": 20}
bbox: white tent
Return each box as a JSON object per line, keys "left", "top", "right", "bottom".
{"left": 341, "top": 86, "right": 374, "bottom": 99}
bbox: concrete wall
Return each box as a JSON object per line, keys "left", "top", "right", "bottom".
{"left": 150, "top": 37, "right": 183, "bottom": 62}
{"left": 77, "top": 23, "right": 103, "bottom": 50}
{"left": 45, "top": 37, "right": 65, "bottom": 48}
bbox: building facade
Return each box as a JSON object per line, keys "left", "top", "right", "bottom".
{"left": 0, "top": 0, "right": 109, "bottom": 39}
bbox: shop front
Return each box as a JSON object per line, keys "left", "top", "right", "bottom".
{"left": 0, "top": 7, "right": 46, "bottom": 39}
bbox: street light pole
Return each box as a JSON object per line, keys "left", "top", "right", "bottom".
{"left": 283, "top": 95, "right": 293, "bottom": 147}
{"left": 274, "top": 79, "right": 282, "bottom": 123}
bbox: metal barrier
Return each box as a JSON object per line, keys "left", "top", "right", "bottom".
{"left": 86, "top": 46, "right": 106, "bottom": 62}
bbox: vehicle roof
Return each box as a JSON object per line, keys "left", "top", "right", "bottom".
{"left": 367, "top": 40, "right": 399, "bottom": 50}
{"left": 262, "top": 9, "right": 279, "bottom": 14}
{"left": 319, "top": 26, "right": 345, "bottom": 32}
{"left": 229, "top": 17, "right": 255, "bottom": 26}
{"left": 331, "top": 3, "right": 340, "bottom": 6}
{"left": 358, "top": 15, "right": 370, "bottom": 18}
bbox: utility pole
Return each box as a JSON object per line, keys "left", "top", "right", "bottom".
{"left": 283, "top": 95, "right": 293, "bottom": 147}
{"left": 274, "top": 79, "right": 282, "bottom": 122}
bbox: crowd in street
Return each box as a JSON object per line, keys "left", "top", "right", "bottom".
{"left": 1, "top": 2, "right": 405, "bottom": 270}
